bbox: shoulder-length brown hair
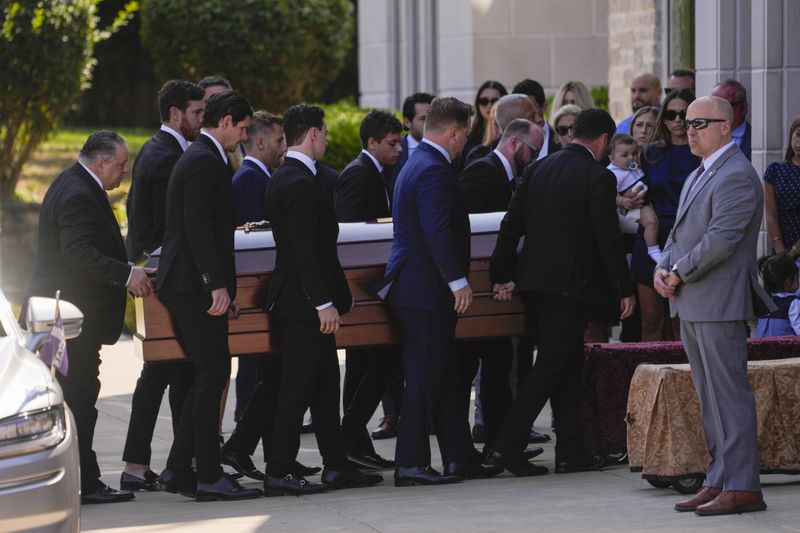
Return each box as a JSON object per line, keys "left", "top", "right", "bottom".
{"left": 785, "top": 116, "right": 800, "bottom": 163}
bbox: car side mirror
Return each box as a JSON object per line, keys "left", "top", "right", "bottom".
{"left": 25, "top": 297, "right": 83, "bottom": 352}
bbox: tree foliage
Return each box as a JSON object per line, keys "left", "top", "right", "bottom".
{"left": 0, "top": 0, "right": 137, "bottom": 199}
{"left": 140, "top": 0, "right": 354, "bottom": 112}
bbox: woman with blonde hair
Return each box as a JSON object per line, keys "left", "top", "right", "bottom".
{"left": 550, "top": 104, "right": 582, "bottom": 147}
{"left": 551, "top": 81, "right": 594, "bottom": 111}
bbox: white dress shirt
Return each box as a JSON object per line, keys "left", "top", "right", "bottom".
{"left": 537, "top": 123, "right": 552, "bottom": 160}
{"left": 160, "top": 124, "right": 189, "bottom": 152}
{"left": 285, "top": 150, "right": 317, "bottom": 175}
{"left": 200, "top": 130, "right": 228, "bottom": 164}
{"left": 407, "top": 135, "right": 420, "bottom": 159}
{"left": 243, "top": 155, "right": 271, "bottom": 178}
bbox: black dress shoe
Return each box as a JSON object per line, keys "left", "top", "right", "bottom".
{"left": 472, "top": 424, "right": 485, "bottom": 443}
{"left": 528, "top": 430, "right": 551, "bottom": 443}
{"left": 292, "top": 460, "right": 322, "bottom": 477}
{"left": 221, "top": 446, "right": 266, "bottom": 481}
{"left": 394, "top": 466, "right": 464, "bottom": 487}
{"left": 555, "top": 454, "right": 607, "bottom": 474}
{"left": 157, "top": 468, "right": 197, "bottom": 497}
{"left": 486, "top": 450, "right": 549, "bottom": 477}
{"left": 120, "top": 470, "right": 159, "bottom": 491}
{"left": 196, "top": 474, "right": 263, "bottom": 501}
{"left": 371, "top": 416, "right": 398, "bottom": 440}
{"left": 524, "top": 447, "right": 544, "bottom": 460}
{"left": 443, "top": 459, "right": 502, "bottom": 479}
{"left": 263, "top": 473, "right": 330, "bottom": 496}
{"left": 347, "top": 451, "right": 395, "bottom": 470}
{"left": 82, "top": 483, "right": 135, "bottom": 504}
{"left": 321, "top": 466, "right": 383, "bottom": 489}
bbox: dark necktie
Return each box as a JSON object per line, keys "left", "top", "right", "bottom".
{"left": 687, "top": 163, "right": 705, "bottom": 193}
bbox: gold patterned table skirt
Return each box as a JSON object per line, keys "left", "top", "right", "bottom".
{"left": 626, "top": 358, "right": 800, "bottom": 477}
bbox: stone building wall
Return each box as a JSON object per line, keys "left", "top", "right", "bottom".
{"left": 607, "top": 0, "right": 665, "bottom": 121}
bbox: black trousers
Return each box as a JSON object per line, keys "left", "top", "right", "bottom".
{"left": 121, "top": 360, "right": 194, "bottom": 465}
{"left": 57, "top": 335, "right": 103, "bottom": 493}
{"left": 341, "top": 346, "right": 402, "bottom": 454}
{"left": 458, "top": 339, "right": 513, "bottom": 448}
{"left": 392, "top": 306, "right": 475, "bottom": 467}
{"left": 265, "top": 317, "right": 347, "bottom": 475}
{"left": 160, "top": 291, "right": 231, "bottom": 483}
{"left": 493, "top": 292, "right": 589, "bottom": 462}
{"left": 226, "top": 354, "right": 281, "bottom": 459}
{"left": 235, "top": 355, "right": 261, "bottom": 420}
{"left": 380, "top": 379, "right": 403, "bottom": 417}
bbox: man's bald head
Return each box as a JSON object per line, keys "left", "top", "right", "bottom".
{"left": 686, "top": 96, "right": 733, "bottom": 158}
{"left": 495, "top": 94, "right": 537, "bottom": 131}
{"left": 630, "top": 72, "right": 662, "bottom": 112}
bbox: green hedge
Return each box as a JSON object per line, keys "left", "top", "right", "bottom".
{"left": 317, "top": 99, "right": 370, "bottom": 171}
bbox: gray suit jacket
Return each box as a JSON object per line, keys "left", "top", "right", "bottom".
{"left": 657, "top": 144, "right": 775, "bottom": 322}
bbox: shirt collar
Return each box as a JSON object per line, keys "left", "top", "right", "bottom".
{"left": 243, "top": 155, "right": 271, "bottom": 177}
{"left": 160, "top": 124, "right": 189, "bottom": 151}
{"left": 407, "top": 134, "right": 420, "bottom": 154}
{"left": 200, "top": 130, "right": 228, "bottom": 164}
{"left": 538, "top": 123, "right": 550, "bottom": 159}
{"left": 77, "top": 160, "right": 105, "bottom": 191}
{"left": 492, "top": 149, "right": 514, "bottom": 181}
{"left": 285, "top": 149, "right": 317, "bottom": 175}
{"left": 702, "top": 140, "right": 737, "bottom": 170}
{"left": 731, "top": 121, "right": 747, "bottom": 141}
{"left": 361, "top": 149, "right": 383, "bottom": 173}
{"left": 421, "top": 138, "right": 451, "bottom": 164}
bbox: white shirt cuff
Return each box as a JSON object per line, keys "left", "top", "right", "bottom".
{"left": 125, "top": 266, "right": 134, "bottom": 287}
{"left": 448, "top": 277, "right": 468, "bottom": 293}
{"left": 315, "top": 301, "right": 333, "bottom": 311}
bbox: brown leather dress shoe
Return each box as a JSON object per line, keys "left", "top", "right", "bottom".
{"left": 674, "top": 486, "right": 721, "bottom": 512}
{"left": 371, "top": 416, "right": 399, "bottom": 440}
{"left": 695, "top": 490, "right": 767, "bottom": 516}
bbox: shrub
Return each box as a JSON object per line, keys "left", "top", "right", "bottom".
{"left": 140, "top": 0, "right": 354, "bottom": 112}
{"left": 318, "top": 99, "right": 366, "bottom": 171}
{"left": 0, "top": 0, "right": 136, "bottom": 199}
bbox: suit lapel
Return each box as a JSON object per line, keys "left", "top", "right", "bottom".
{"left": 72, "top": 163, "right": 125, "bottom": 255}
{"left": 489, "top": 152, "right": 514, "bottom": 194}
{"left": 674, "top": 145, "right": 739, "bottom": 226}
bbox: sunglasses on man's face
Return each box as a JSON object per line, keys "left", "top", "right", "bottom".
{"left": 682, "top": 118, "right": 728, "bottom": 131}
{"left": 477, "top": 97, "right": 500, "bottom": 107}
{"left": 663, "top": 109, "right": 687, "bottom": 121}
{"left": 555, "top": 124, "right": 573, "bottom": 136}
{"left": 514, "top": 136, "right": 540, "bottom": 156}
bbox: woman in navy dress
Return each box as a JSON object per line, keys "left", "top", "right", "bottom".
{"left": 765, "top": 116, "right": 800, "bottom": 254}
{"left": 629, "top": 89, "right": 700, "bottom": 341}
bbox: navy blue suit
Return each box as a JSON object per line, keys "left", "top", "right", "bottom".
{"left": 232, "top": 158, "right": 271, "bottom": 224}
{"left": 739, "top": 121, "right": 752, "bottom": 161}
{"left": 382, "top": 141, "right": 475, "bottom": 467}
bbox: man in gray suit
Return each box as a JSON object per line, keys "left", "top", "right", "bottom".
{"left": 654, "top": 96, "right": 774, "bottom": 516}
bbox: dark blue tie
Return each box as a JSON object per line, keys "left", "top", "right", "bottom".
{"left": 687, "top": 163, "right": 705, "bottom": 192}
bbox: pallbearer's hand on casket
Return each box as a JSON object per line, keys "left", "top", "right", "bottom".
{"left": 454, "top": 285, "right": 473, "bottom": 314}
{"left": 127, "top": 266, "right": 155, "bottom": 298}
{"left": 207, "top": 287, "right": 231, "bottom": 316}
{"left": 318, "top": 306, "right": 341, "bottom": 334}
{"left": 492, "top": 281, "right": 516, "bottom": 302}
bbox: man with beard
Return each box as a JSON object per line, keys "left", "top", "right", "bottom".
{"left": 616, "top": 73, "right": 663, "bottom": 134}
{"left": 120, "top": 80, "right": 204, "bottom": 491}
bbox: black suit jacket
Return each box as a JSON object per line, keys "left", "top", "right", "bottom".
{"left": 490, "top": 144, "right": 632, "bottom": 310}
{"left": 29, "top": 163, "right": 130, "bottom": 344}
{"left": 315, "top": 163, "right": 339, "bottom": 206}
{"left": 265, "top": 157, "right": 352, "bottom": 320}
{"left": 125, "top": 129, "right": 183, "bottom": 262}
{"left": 460, "top": 152, "right": 514, "bottom": 213}
{"left": 334, "top": 152, "right": 391, "bottom": 222}
{"left": 156, "top": 134, "right": 237, "bottom": 298}
{"left": 545, "top": 125, "right": 561, "bottom": 157}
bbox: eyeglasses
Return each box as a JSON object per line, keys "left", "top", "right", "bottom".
{"left": 682, "top": 118, "right": 728, "bottom": 131}
{"left": 514, "top": 136, "right": 540, "bottom": 156}
{"left": 477, "top": 97, "right": 499, "bottom": 107}
{"left": 662, "top": 109, "right": 687, "bottom": 121}
{"left": 555, "top": 124, "right": 573, "bottom": 136}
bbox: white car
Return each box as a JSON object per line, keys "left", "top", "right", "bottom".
{"left": 0, "top": 290, "right": 83, "bottom": 532}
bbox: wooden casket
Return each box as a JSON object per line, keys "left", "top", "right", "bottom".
{"left": 134, "top": 212, "right": 534, "bottom": 362}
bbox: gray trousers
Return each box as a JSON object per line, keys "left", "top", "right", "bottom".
{"left": 681, "top": 320, "right": 761, "bottom": 491}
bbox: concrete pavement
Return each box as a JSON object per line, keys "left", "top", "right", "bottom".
{"left": 81, "top": 336, "right": 800, "bottom": 532}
